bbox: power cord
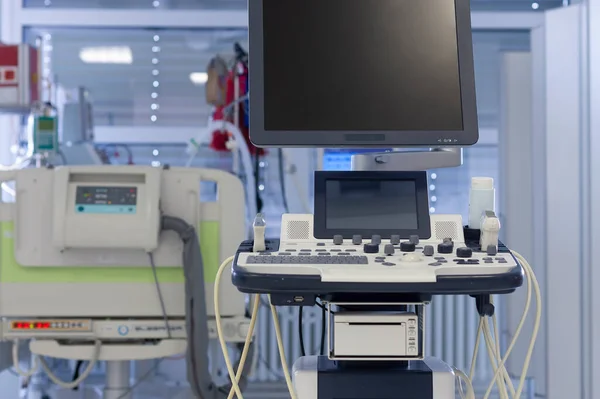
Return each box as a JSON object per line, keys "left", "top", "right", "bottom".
{"left": 320, "top": 305, "right": 326, "bottom": 356}
{"left": 298, "top": 307, "right": 306, "bottom": 357}
{"left": 148, "top": 252, "right": 172, "bottom": 339}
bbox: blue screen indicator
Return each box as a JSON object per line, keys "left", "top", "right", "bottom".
{"left": 75, "top": 186, "right": 138, "bottom": 214}
{"left": 76, "top": 205, "right": 137, "bottom": 214}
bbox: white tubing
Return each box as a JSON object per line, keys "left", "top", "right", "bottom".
{"left": 207, "top": 120, "right": 258, "bottom": 220}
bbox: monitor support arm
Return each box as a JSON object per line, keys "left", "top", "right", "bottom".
{"left": 351, "top": 147, "right": 463, "bottom": 171}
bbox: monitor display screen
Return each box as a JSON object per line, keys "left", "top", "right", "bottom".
{"left": 249, "top": 0, "right": 479, "bottom": 147}
{"left": 262, "top": 0, "right": 462, "bottom": 132}
{"left": 313, "top": 171, "right": 431, "bottom": 239}
{"left": 325, "top": 180, "right": 418, "bottom": 230}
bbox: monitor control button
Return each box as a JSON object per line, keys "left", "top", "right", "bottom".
{"left": 352, "top": 235, "right": 362, "bottom": 245}
{"left": 409, "top": 235, "right": 420, "bottom": 245}
{"left": 363, "top": 243, "right": 379, "bottom": 254}
{"left": 456, "top": 247, "right": 473, "bottom": 258}
{"left": 333, "top": 235, "right": 343, "bottom": 245}
{"left": 400, "top": 241, "right": 416, "bottom": 252}
{"left": 371, "top": 235, "right": 382, "bottom": 245}
{"left": 390, "top": 235, "right": 401, "bottom": 245}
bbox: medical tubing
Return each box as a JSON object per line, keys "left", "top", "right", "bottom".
{"left": 162, "top": 216, "right": 254, "bottom": 399}
{"left": 37, "top": 341, "right": 101, "bottom": 389}
{"left": 12, "top": 340, "right": 39, "bottom": 377}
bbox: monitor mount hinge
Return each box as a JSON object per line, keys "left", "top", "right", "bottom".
{"left": 351, "top": 147, "right": 463, "bottom": 171}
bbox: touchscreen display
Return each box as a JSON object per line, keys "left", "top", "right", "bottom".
{"left": 325, "top": 180, "right": 418, "bottom": 230}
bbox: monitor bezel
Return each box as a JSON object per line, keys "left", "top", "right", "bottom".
{"left": 313, "top": 171, "right": 432, "bottom": 239}
{"left": 248, "top": 0, "right": 479, "bottom": 148}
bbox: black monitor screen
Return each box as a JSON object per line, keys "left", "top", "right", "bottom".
{"left": 262, "top": 0, "right": 463, "bottom": 132}
{"left": 313, "top": 171, "right": 431, "bottom": 239}
{"left": 325, "top": 180, "right": 418, "bottom": 230}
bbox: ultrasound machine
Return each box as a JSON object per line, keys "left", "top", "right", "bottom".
{"left": 215, "top": 1, "right": 540, "bottom": 398}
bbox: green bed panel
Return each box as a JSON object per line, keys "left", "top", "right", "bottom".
{"left": 0, "top": 222, "right": 220, "bottom": 283}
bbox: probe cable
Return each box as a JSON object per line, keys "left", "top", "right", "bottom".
{"left": 466, "top": 251, "right": 540, "bottom": 399}
{"left": 214, "top": 256, "right": 261, "bottom": 399}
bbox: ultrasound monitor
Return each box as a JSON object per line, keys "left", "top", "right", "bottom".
{"left": 249, "top": 0, "right": 478, "bottom": 147}
{"left": 313, "top": 171, "right": 431, "bottom": 239}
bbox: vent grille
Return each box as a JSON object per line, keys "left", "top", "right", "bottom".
{"left": 434, "top": 221, "right": 460, "bottom": 241}
{"left": 286, "top": 220, "right": 310, "bottom": 240}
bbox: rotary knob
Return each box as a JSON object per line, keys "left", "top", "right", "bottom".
{"left": 371, "top": 235, "right": 382, "bottom": 245}
{"left": 364, "top": 243, "right": 379, "bottom": 254}
{"left": 333, "top": 235, "right": 343, "bottom": 245}
{"left": 400, "top": 241, "right": 416, "bottom": 252}
{"left": 437, "top": 242, "right": 454, "bottom": 254}
{"left": 457, "top": 247, "right": 473, "bottom": 258}
{"left": 352, "top": 235, "right": 362, "bottom": 245}
{"left": 390, "top": 235, "right": 401, "bottom": 245}
{"left": 409, "top": 235, "right": 420, "bottom": 245}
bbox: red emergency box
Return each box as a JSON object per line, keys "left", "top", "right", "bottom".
{"left": 0, "top": 44, "right": 40, "bottom": 108}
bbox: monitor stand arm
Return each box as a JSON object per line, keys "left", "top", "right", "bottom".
{"left": 351, "top": 147, "right": 463, "bottom": 171}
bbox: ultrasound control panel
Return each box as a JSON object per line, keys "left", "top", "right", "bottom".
{"left": 232, "top": 171, "right": 524, "bottom": 296}
{"left": 75, "top": 186, "right": 138, "bottom": 214}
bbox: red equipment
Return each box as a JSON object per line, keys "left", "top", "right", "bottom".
{"left": 0, "top": 44, "right": 40, "bottom": 108}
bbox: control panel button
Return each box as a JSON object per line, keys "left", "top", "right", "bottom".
{"left": 390, "top": 235, "right": 401, "bottom": 245}
{"left": 437, "top": 242, "right": 453, "bottom": 254}
{"left": 456, "top": 247, "right": 473, "bottom": 258}
{"left": 352, "top": 235, "right": 362, "bottom": 245}
{"left": 443, "top": 237, "right": 453, "bottom": 244}
{"left": 333, "top": 235, "right": 343, "bottom": 245}
{"left": 423, "top": 245, "right": 434, "bottom": 256}
{"left": 400, "top": 241, "right": 416, "bottom": 252}
{"left": 364, "top": 243, "right": 379, "bottom": 254}
{"left": 384, "top": 244, "right": 395, "bottom": 256}
{"left": 486, "top": 245, "right": 498, "bottom": 256}
{"left": 409, "top": 235, "right": 420, "bottom": 245}
{"left": 371, "top": 235, "right": 382, "bottom": 245}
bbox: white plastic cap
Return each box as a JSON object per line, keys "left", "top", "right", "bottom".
{"left": 471, "top": 177, "right": 494, "bottom": 189}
